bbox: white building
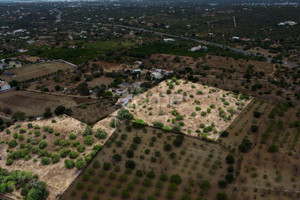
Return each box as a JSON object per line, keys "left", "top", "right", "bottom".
{"left": 163, "top": 38, "right": 175, "bottom": 42}
{"left": 0, "top": 80, "right": 11, "bottom": 91}
{"left": 189, "top": 45, "right": 207, "bottom": 52}
{"left": 116, "top": 95, "right": 133, "bottom": 107}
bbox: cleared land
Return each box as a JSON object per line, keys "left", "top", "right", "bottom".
{"left": 0, "top": 62, "right": 73, "bottom": 82}
{"left": 60, "top": 123, "right": 231, "bottom": 200}
{"left": 125, "top": 79, "right": 252, "bottom": 140}
{"left": 0, "top": 90, "right": 92, "bottom": 117}
{"left": 0, "top": 115, "right": 118, "bottom": 200}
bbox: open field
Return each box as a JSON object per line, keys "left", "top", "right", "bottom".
{"left": 0, "top": 90, "right": 93, "bottom": 117}
{"left": 125, "top": 79, "right": 252, "bottom": 140}
{"left": 220, "top": 100, "right": 300, "bottom": 200}
{"left": 149, "top": 54, "right": 274, "bottom": 76}
{"left": 71, "top": 101, "right": 119, "bottom": 125}
{"left": 60, "top": 123, "right": 232, "bottom": 200}
{"left": 0, "top": 115, "right": 118, "bottom": 200}
{"left": 0, "top": 62, "right": 74, "bottom": 82}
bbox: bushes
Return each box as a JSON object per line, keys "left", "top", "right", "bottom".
{"left": 170, "top": 174, "right": 182, "bottom": 185}
{"left": 8, "top": 140, "right": 18, "bottom": 148}
{"left": 41, "top": 157, "right": 51, "bottom": 165}
{"left": 238, "top": 139, "right": 253, "bottom": 153}
{"left": 133, "top": 119, "right": 147, "bottom": 128}
{"left": 65, "top": 159, "right": 75, "bottom": 169}
{"left": 173, "top": 135, "right": 184, "bottom": 147}
{"left": 84, "top": 135, "right": 94, "bottom": 146}
{"left": 253, "top": 111, "right": 261, "bottom": 118}
{"left": 125, "top": 160, "right": 136, "bottom": 169}
{"left": 218, "top": 180, "right": 227, "bottom": 188}
{"left": 76, "top": 157, "right": 87, "bottom": 170}
{"left": 110, "top": 118, "right": 120, "bottom": 128}
{"left": 164, "top": 143, "right": 172, "bottom": 151}
{"left": 226, "top": 154, "right": 235, "bottom": 164}
{"left": 113, "top": 154, "right": 122, "bottom": 162}
{"left": 126, "top": 150, "right": 134, "bottom": 158}
{"left": 39, "top": 141, "right": 47, "bottom": 149}
{"left": 133, "top": 136, "right": 142, "bottom": 144}
{"left": 95, "top": 129, "right": 107, "bottom": 139}
{"left": 225, "top": 174, "right": 234, "bottom": 183}
{"left": 152, "top": 121, "right": 164, "bottom": 129}
{"left": 51, "top": 152, "right": 60, "bottom": 163}
{"left": 217, "top": 193, "right": 228, "bottom": 200}
{"left": 250, "top": 125, "right": 259, "bottom": 133}
{"left": 268, "top": 144, "right": 279, "bottom": 153}
{"left": 69, "top": 151, "right": 79, "bottom": 159}
{"left": 117, "top": 109, "right": 133, "bottom": 120}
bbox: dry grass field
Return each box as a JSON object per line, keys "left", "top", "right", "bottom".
{"left": 125, "top": 79, "right": 252, "bottom": 140}
{"left": 0, "top": 62, "right": 73, "bottom": 82}
{"left": 0, "top": 90, "right": 91, "bottom": 117}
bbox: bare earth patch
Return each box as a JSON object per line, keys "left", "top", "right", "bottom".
{"left": 125, "top": 79, "right": 252, "bottom": 140}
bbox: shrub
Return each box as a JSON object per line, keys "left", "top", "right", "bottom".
{"left": 217, "top": 193, "right": 228, "bottom": 200}
{"left": 133, "top": 119, "right": 147, "bottom": 128}
{"left": 126, "top": 150, "right": 134, "bottom": 158}
{"left": 125, "top": 160, "right": 136, "bottom": 169}
{"left": 8, "top": 140, "right": 18, "bottom": 148}
{"left": 69, "top": 151, "right": 79, "bottom": 159}
{"left": 250, "top": 125, "right": 259, "bottom": 133}
{"left": 218, "top": 180, "right": 227, "bottom": 188}
{"left": 65, "top": 159, "right": 75, "bottom": 169}
{"left": 110, "top": 118, "right": 120, "bottom": 128}
{"left": 113, "top": 153, "right": 122, "bottom": 162}
{"left": 164, "top": 143, "right": 172, "bottom": 151}
{"left": 170, "top": 174, "right": 182, "bottom": 185}
{"left": 153, "top": 121, "right": 164, "bottom": 129}
{"left": 95, "top": 129, "right": 107, "bottom": 139}
{"left": 77, "top": 145, "right": 85, "bottom": 153}
{"left": 84, "top": 135, "right": 94, "bottom": 146}
{"left": 69, "top": 134, "right": 77, "bottom": 140}
{"left": 51, "top": 152, "right": 60, "bottom": 163}
{"left": 239, "top": 139, "right": 253, "bottom": 153}
{"left": 147, "top": 171, "right": 155, "bottom": 179}
{"left": 117, "top": 108, "right": 133, "bottom": 120}
{"left": 103, "top": 162, "right": 111, "bottom": 170}
{"left": 226, "top": 154, "right": 235, "bottom": 164}
{"left": 225, "top": 174, "right": 234, "bottom": 183}
{"left": 268, "top": 144, "right": 279, "bottom": 153}
{"left": 133, "top": 136, "right": 142, "bottom": 144}
{"left": 41, "top": 157, "right": 51, "bottom": 165}
{"left": 253, "top": 111, "right": 261, "bottom": 118}
{"left": 39, "top": 140, "right": 47, "bottom": 149}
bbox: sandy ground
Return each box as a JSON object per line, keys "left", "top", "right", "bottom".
{"left": 125, "top": 79, "right": 252, "bottom": 140}
{"left": 0, "top": 114, "right": 118, "bottom": 200}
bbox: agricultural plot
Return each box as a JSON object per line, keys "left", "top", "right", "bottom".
{"left": 0, "top": 115, "right": 117, "bottom": 200}
{"left": 61, "top": 123, "right": 233, "bottom": 200}
{"left": 0, "top": 62, "right": 73, "bottom": 82}
{"left": 0, "top": 90, "right": 91, "bottom": 117}
{"left": 125, "top": 79, "right": 252, "bottom": 140}
{"left": 220, "top": 100, "right": 300, "bottom": 200}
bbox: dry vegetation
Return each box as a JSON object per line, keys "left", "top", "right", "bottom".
{"left": 0, "top": 90, "right": 92, "bottom": 117}
{"left": 126, "top": 79, "right": 252, "bottom": 140}
{"left": 0, "top": 62, "right": 73, "bottom": 82}
{"left": 0, "top": 115, "right": 118, "bottom": 200}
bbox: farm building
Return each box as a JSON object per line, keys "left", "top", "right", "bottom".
{"left": 0, "top": 80, "right": 11, "bottom": 91}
